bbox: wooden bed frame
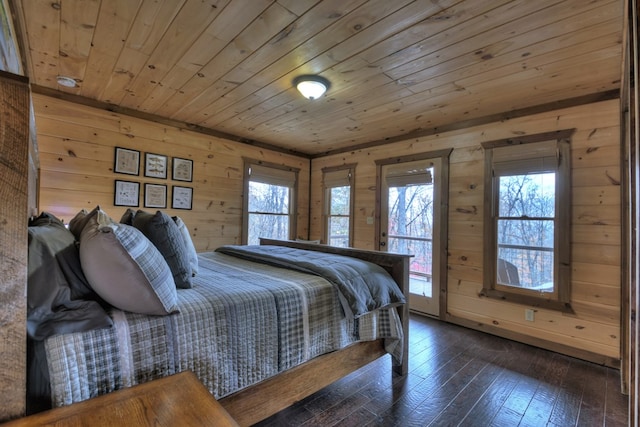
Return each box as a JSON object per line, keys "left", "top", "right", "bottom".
{"left": 219, "top": 238, "right": 411, "bottom": 426}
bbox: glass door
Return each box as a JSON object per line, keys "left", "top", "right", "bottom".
{"left": 379, "top": 158, "right": 442, "bottom": 317}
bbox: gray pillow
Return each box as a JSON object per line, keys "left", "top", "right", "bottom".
{"left": 172, "top": 216, "right": 198, "bottom": 277}
{"left": 120, "top": 208, "right": 136, "bottom": 225}
{"left": 27, "top": 212, "right": 112, "bottom": 340}
{"left": 78, "top": 208, "right": 178, "bottom": 315}
{"left": 68, "top": 205, "right": 100, "bottom": 240}
{"left": 133, "top": 210, "right": 193, "bottom": 289}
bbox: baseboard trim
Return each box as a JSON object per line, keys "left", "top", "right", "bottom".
{"left": 443, "top": 313, "right": 621, "bottom": 369}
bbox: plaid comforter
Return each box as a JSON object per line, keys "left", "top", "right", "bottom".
{"left": 44, "top": 251, "right": 404, "bottom": 407}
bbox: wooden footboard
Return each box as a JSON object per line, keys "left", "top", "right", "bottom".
{"left": 219, "top": 340, "right": 387, "bottom": 426}
{"left": 221, "top": 239, "right": 412, "bottom": 426}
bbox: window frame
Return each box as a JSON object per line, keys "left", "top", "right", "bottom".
{"left": 242, "top": 158, "right": 299, "bottom": 245}
{"left": 322, "top": 164, "right": 356, "bottom": 247}
{"left": 481, "top": 130, "right": 574, "bottom": 313}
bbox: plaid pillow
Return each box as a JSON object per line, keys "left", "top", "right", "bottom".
{"left": 78, "top": 208, "right": 178, "bottom": 315}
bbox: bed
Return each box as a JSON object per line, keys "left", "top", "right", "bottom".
{"left": 26, "top": 209, "right": 410, "bottom": 426}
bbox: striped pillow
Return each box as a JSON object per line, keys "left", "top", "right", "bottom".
{"left": 78, "top": 208, "right": 178, "bottom": 315}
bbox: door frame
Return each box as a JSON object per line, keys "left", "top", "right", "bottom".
{"left": 375, "top": 148, "right": 452, "bottom": 319}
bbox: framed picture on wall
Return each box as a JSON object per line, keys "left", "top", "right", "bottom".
{"left": 144, "top": 152, "right": 168, "bottom": 179}
{"left": 172, "top": 157, "right": 193, "bottom": 182}
{"left": 114, "top": 147, "right": 140, "bottom": 176}
{"left": 172, "top": 186, "right": 193, "bottom": 210}
{"left": 114, "top": 180, "right": 140, "bottom": 207}
{"left": 144, "top": 183, "right": 167, "bottom": 208}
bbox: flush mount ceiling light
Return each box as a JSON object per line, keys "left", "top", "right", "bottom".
{"left": 293, "top": 75, "right": 330, "bottom": 100}
{"left": 56, "top": 75, "right": 77, "bottom": 88}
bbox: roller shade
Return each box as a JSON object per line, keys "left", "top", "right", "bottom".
{"left": 249, "top": 164, "right": 296, "bottom": 187}
{"left": 492, "top": 140, "right": 558, "bottom": 176}
{"left": 323, "top": 168, "right": 352, "bottom": 188}
{"left": 384, "top": 160, "right": 432, "bottom": 187}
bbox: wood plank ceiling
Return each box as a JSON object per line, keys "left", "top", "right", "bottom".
{"left": 13, "top": 0, "right": 624, "bottom": 157}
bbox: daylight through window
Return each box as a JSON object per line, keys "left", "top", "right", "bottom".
{"left": 482, "top": 130, "right": 573, "bottom": 311}
{"left": 323, "top": 165, "right": 355, "bottom": 247}
{"left": 243, "top": 161, "right": 298, "bottom": 245}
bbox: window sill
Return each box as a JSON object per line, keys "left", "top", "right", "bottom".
{"left": 479, "top": 288, "right": 574, "bottom": 314}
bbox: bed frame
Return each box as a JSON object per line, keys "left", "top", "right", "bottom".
{"left": 219, "top": 238, "right": 411, "bottom": 426}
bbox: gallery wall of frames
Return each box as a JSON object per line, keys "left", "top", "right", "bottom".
{"left": 114, "top": 147, "right": 193, "bottom": 210}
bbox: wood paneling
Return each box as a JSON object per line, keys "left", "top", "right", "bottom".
{"left": 33, "top": 94, "right": 310, "bottom": 251}
{"left": 310, "top": 99, "right": 622, "bottom": 363}
{"left": 0, "top": 73, "right": 30, "bottom": 422}
{"left": 623, "top": 0, "right": 638, "bottom": 420}
{"left": 13, "top": 0, "right": 624, "bottom": 156}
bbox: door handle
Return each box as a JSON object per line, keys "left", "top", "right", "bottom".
{"left": 380, "top": 242, "right": 386, "bottom": 246}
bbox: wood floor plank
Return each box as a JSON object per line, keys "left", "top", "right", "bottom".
{"left": 255, "top": 314, "right": 628, "bottom": 427}
{"left": 331, "top": 406, "right": 379, "bottom": 427}
{"left": 457, "top": 343, "right": 539, "bottom": 425}
{"left": 458, "top": 373, "right": 519, "bottom": 426}
{"left": 605, "top": 366, "right": 630, "bottom": 426}
{"left": 574, "top": 359, "right": 607, "bottom": 426}
{"left": 427, "top": 363, "right": 504, "bottom": 426}
{"left": 489, "top": 405, "right": 524, "bottom": 427}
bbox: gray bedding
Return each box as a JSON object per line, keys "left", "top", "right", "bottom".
{"left": 27, "top": 213, "right": 112, "bottom": 340}
{"left": 42, "top": 250, "right": 404, "bottom": 408}
{"left": 216, "top": 245, "right": 406, "bottom": 317}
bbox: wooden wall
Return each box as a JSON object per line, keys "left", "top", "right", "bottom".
{"left": 624, "top": 0, "right": 638, "bottom": 420}
{"left": 32, "top": 94, "right": 310, "bottom": 251}
{"left": 31, "top": 93, "right": 623, "bottom": 365}
{"left": 0, "top": 73, "right": 30, "bottom": 421}
{"left": 310, "top": 99, "right": 622, "bottom": 363}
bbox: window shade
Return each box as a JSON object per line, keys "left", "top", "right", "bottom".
{"left": 492, "top": 140, "right": 558, "bottom": 176}
{"left": 249, "top": 164, "right": 296, "bottom": 187}
{"left": 323, "top": 168, "right": 352, "bottom": 188}
{"left": 384, "top": 160, "right": 432, "bottom": 187}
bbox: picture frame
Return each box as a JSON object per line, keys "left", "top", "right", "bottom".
{"left": 144, "top": 183, "right": 167, "bottom": 209}
{"left": 172, "top": 186, "right": 193, "bottom": 210}
{"left": 144, "top": 152, "right": 168, "bottom": 179}
{"left": 172, "top": 157, "right": 193, "bottom": 182}
{"left": 114, "top": 147, "right": 140, "bottom": 176}
{"left": 114, "top": 180, "right": 140, "bottom": 207}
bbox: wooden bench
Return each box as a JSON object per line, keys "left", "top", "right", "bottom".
{"left": 2, "top": 371, "right": 238, "bottom": 427}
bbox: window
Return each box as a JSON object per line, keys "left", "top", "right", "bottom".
{"left": 481, "top": 130, "right": 574, "bottom": 312}
{"left": 322, "top": 165, "right": 355, "bottom": 247}
{"left": 243, "top": 160, "right": 298, "bottom": 245}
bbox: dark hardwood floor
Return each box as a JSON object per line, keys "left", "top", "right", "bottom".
{"left": 255, "top": 314, "right": 628, "bottom": 427}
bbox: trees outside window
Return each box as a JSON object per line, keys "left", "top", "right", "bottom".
{"left": 247, "top": 181, "right": 290, "bottom": 245}
{"left": 497, "top": 173, "right": 555, "bottom": 290}
{"left": 380, "top": 158, "right": 435, "bottom": 298}
{"left": 481, "top": 130, "right": 573, "bottom": 312}
{"left": 243, "top": 160, "right": 298, "bottom": 245}
{"left": 323, "top": 165, "right": 355, "bottom": 247}
{"left": 387, "top": 182, "right": 434, "bottom": 292}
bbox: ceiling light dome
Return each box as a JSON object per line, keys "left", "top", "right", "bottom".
{"left": 293, "top": 75, "right": 330, "bottom": 100}
{"left": 56, "top": 76, "right": 77, "bottom": 88}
